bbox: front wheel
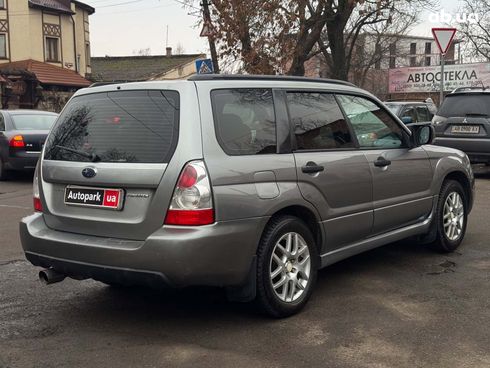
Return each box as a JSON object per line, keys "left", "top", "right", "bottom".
{"left": 256, "top": 216, "right": 318, "bottom": 318}
{"left": 430, "top": 180, "right": 468, "bottom": 253}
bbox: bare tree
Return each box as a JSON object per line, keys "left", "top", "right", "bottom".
{"left": 349, "top": 10, "right": 416, "bottom": 88}
{"left": 133, "top": 48, "right": 151, "bottom": 56}
{"left": 183, "top": 0, "right": 430, "bottom": 77}
{"left": 458, "top": 0, "right": 490, "bottom": 61}
{"left": 175, "top": 42, "right": 186, "bottom": 55}
{"left": 318, "top": 0, "right": 428, "bottom": 80}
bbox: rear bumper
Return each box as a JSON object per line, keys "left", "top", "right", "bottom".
{"left": 5, "top": 154, "right": 40, "bottom": 171}
{"left": 20, "top": 213, "right": 267, "bottom": 288}
{"left": 434, "top": 137, "right": 490, "bottom": 163}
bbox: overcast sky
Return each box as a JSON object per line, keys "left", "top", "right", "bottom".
{"left": 84, "top": 0, "right": 464, "bottom": 57}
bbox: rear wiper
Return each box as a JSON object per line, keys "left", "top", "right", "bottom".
{"left": 55, "top": 145, "right": 101, "bottom": 162}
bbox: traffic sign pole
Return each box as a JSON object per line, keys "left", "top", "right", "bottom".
{"left": 432, "top": 28, "right": 457, "bottom": 106}
{"left": 440, "top": 53, "right": 445, "bottom": 106}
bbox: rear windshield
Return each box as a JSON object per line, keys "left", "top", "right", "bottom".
{"left": 44, "top": 90, "right": 180, "bottom": 163}
{"left": 11, "top": 114, "right": 57, "bottom": 130}
{"left": 438, "top": 94, "right": 490, "bottom": 117}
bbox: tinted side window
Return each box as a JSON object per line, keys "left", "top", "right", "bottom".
{"left": 401, "top": 107, "right": 418, "bottom": 123}
{"left": 0, "top": 114, "right": 4, "bottom": 131}
{"left": 212, "top": 89, "right": 276, "bottom": 155}
{"left": 337, "top": 95, "right": 406, "bottom": 149}
{"left": 416, "top": 106, "right": 431, "bottom": 122}
{"left": 287, "top": 92, "right": 354, "bottom": 150}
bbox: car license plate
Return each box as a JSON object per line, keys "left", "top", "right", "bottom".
{"left": 64, "top": 186, "right": 124, "bottom": 210}
{"left": 451, "top": 125, "right": 480, "bottom": 134}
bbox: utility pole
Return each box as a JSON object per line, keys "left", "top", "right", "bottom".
{"left": 201, "top": 0, "right": 220, "bottom": 73}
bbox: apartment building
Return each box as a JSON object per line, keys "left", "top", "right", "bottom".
{"left": 0, "top": 0, "right": 94, "bottom": 110}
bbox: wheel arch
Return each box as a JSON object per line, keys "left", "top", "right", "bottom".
{"left": 442, "top": 171, "right": 473, "bottom": 211}
{"left": 262, "top": 205, "right": 324, "bottom": 256}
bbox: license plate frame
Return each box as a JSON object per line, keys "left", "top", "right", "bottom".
{"left": 451, "top": 125, "right": 480, "bottom": 134}
{"left": 64, "top": 186, "right": 124, "bottom": 211}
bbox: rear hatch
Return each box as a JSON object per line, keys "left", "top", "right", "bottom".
{"left": 434, "top": 93, "right": 490, "bottom": 139}
{"left": 41, "top": 89, "right": 182, "bottom": 240}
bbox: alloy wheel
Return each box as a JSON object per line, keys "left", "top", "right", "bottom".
{"left": 269, "top": 232, "right": 311, "bottom": 303}
{"left": 443, "top": 192, "right": 465, "bottom": 241}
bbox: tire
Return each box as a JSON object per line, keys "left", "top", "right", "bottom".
{"left": 0, "top": 159, "right": 7, "bottom": 181}
{"left": 430, "top": 180, "right": 468, "bottom": 253}
{"left": 256, "top": 216, "right": 318, "bottom": 318}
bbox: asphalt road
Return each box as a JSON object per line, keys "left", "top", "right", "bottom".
{"left": 0, "top": 170, "right": 489, "bottom": 368}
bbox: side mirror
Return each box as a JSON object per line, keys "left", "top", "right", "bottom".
{"left": 401, "top": 116, "right": 413, "bottom": 124}
{"left": 407, "top": 122, "right": 435, "bottom": 147}
{"left": 407, "top": 122, "right": 436, "bottom": 147}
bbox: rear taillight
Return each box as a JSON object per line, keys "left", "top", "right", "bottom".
{"left": 33, "top": 164, "right": 42, "bottom": 212}
{"left": 164, "top": 160, "right": 214, "bottom": 226}
{"left": 9, "top": 135, "right": 25, "bottom": 148}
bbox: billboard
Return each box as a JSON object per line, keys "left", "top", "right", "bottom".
{"left": 388, "top": 62, "right": 490, "bottom": 93}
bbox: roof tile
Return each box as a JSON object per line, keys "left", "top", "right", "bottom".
{"left": 0, "top": 59, "right": 92, "bottom": 87}
{"left": 91, "top": 54, "right": 204, "bottom": 82}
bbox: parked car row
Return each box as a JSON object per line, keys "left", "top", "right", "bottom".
{"left": 0, "top": 110, "right": 58, "bottom": 180}
{"left": 19, "top": 75, "right": 474, "bottom": 318}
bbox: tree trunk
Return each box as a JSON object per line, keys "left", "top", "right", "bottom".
{"left": 326, "top": 16, "right": 351, "bottom": 80}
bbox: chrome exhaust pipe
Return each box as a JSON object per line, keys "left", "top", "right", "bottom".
{"left": 39, "top": 269, "right": 66, "bottom": 285}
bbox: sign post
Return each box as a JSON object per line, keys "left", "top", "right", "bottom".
{"left": 432, "top": 28, "right": 457, "bottom": 105}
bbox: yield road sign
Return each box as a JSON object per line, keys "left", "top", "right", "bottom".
{"left": 432, "top": 28, "right": 457, "bottom": 55}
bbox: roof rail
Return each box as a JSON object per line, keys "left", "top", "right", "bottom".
{"left": 451, "top": 86, "right": 488, "bottom": 93}
{"left": 89, "top": 82, "right": 120, "bottom": 88}
{"left": 188, "top": 74, "right": 356, "bottom": 87}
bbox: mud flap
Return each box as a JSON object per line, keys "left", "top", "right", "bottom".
{"left": 226, "top": 256, "right": 256, "bottom": 303}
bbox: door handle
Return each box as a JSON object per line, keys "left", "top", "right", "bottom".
{"left": 374, "top": 157, "right": 392, "bottom": 167}
{"left": 301, "top": 161, "right": 325, "bottom": 174}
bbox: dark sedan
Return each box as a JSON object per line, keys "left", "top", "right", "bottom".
{"left": 384, "top": 101, "right": 434, "bottom": 124}
{"left": 0, "top": 110, "right": 58, "bottom": 180}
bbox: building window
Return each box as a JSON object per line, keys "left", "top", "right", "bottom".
{"left": 410, "top": 42, "right": 417, "bottom": 55}
{"left": 0, "top": 0, "right": 5, "bottom": 10}
{"left": 45, "top": 37, "right": 60, "bottom": 62}
{"left": 425, "top": 42, "right": 431, "bottom": 54}
{"left": 0, "top": 34, "right": 6, "bottom": 58}
{"left": 374, "top": 44, "right": 381, "bottom": 70}
{"left": 410, "top": 56, "right": 417, "bottom": 67}
{"left": 425, "top": 56, "right": 431, "bottom": 66}
{"left": 389, "top": 43, "right": 396, "bottom": 69}
{"left": 85, "top": 43, "right": 91, "bottom": 67}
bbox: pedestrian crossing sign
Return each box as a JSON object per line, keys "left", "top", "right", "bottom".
{"left": 195, "top": 59, "right": 214, "bottom": 74}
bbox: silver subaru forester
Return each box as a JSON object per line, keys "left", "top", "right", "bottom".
{"left": 20, "top": 75, "right": 474, "bottom": 317}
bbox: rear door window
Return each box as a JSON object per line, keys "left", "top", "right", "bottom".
{"left": 287, "top": 92, "right": 355, "bottom": 150}
{"left": 44, "top": 90, "right": 180, "bottom": 163}
{"left": 211, "top": 89, "right": 276, "bottom": 155}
